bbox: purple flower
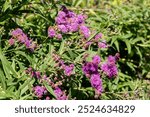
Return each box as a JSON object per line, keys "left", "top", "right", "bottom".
{"left": 25, "top": 67, "right": 33, "bottom": 74}
{"left": 101, "top": 60, "right": 118, "bottom": 78}
{"left": 67, "top": 11, "right": 76, "bottom": 18}
{"left": 8, "top": 38, "right": 15, "bottom": 45}
{"left": 35, "top": 71, "right": 41, "bottom": 79}
{"left": 48, "top": 27, "right": 56, "bottom": 38}
{"left": 54, "top": 7, "right": 87, "bottom": 34}
{"left": 54, "top": 87, "right": 68, "bottom": 100}
{"left": 10, "top": 28, "right": 36, "bottom": 52}
{"left": 90, "top": 74, "right": 103, "bottom": 93}
{"left": 82, "top": 62, "right": 98, "bottom": 76}
{"left": 46, "top": 96, "right": 50, "bottom": 100}
{"left": 58, "top": 25, "right": 68, "bottom": 33}
{"left": 92, "top": 55, "right": 101, "bottom": 64}
{"left": 64, "top": 64, "right": 74, "bottom": 76}
{"left": 77, "top": 14, "right": 85, "bottom": 24}
{"left": 31, "top": 71, "right": 36, "bottom": 78}
{"left": 24, "top": 39, "right": 31, "bottom": 48}
{"left": 56, "top": 33, "right": 62, "bottom": 40}
{"left": 33, "top": 86, "right": 46, "bottom": 98}
{"left": 55, "top": 17, "right": 65, "bottom": 24}
{"left": 11, "top": 28, "right": 23, "bottom": 37}
{"left": 69, "top": 23, "right": 79, "bottom": 32}
{"left": 58, "top": 11, "right": 66, "bottom": 18}
{"left": 42, "top": 75, "right": 48, "bottom": 80}
{"left": 80, "top": 25, "right": 90, "bottom": 38}
{"left": 84, "top": 41, "right": 93, "bottom": 49}
{"left": 29, "top": 43, "right": 37, "bottom": 52}
{"left": 107, "top": 55, "right": 116, "bottom": 65}
{"left": 17, "top": 33, "right": 28, "bottom": 43}
{"left": 95, "top": 33, "right": 103, "bottom": 40}
{"left": 98, "top": 40, "right": 108, "bottom": 48}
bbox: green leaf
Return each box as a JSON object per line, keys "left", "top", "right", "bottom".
{"left": 43, "top": 81, "right": 56, "bottom": 98}
{"left": 2, "top": 0, "right": 11, "bottom": 12}
{"left": 130, "top": 37, "right": 144, "bottom": 44}
{"left": 124, "top": 40, "right": 131, "bottom": 54}
{"left": 19, "top": 79, "right": 35, "bottom": 96}
{"left": 15, "top": 51, "right": 32, "bottom": 63}
{"left": 0, "top": 50, "right": 17, "bottom": 79}
{"left": 0, "top": 68, "right": 6, "bottom": 90}
{"left": 59, "top": 40, "right": 65, "bottom": 55}
{"left": 114, "top": 41, "right": 120, "bottom": 52}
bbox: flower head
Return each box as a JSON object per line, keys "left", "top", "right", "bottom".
{"left": 54, "top": 87, "right": 68, "bottom": 100}
{"left": 56, "top": 33, "right": 62, "bottom": 40}
{"left": 80, "top": 25, "right": 90, "bottom": 38}
{"left": 107, "top": 55, "right": 116, "bottom": 65}
{"left": 58, "top": 25, "right": 68, "bottom": 33}
{"left": 8, "top": 38, "right": 15, "bottom": 45}
{"left": 90, "top": 74, "right": 103, "bottom": 93}
{"left": 35, "top": 71, "right": 41, "bottom": 79}
{"left": 101, "top": 56, "right": 118, "bottom": 78}
{"left": 33, "top": 86, "right": 46, "bottom": 98}
{"left": 82, "top": 62, "right": 98, "bottom": 76}
{"left": 64, "top": 64, "right": 74, "bottom": 76}
{"left": 48, "top": 27, "right": 56, "bottom": 38}
{"left": 95, "top": 33, "right": 103, "bottom": 41}
{"left": 98, "top": 41, "right": 108, "bottom": 48}
{"left": 11, "top": 28, "right": 23, "bottom": 37}
{"left": 92, "top": 55, "right": 101, "bottom": 64}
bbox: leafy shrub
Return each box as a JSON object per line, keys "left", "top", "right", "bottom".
{"left": 0, "top": 0, "right": 149, "bottom": 100}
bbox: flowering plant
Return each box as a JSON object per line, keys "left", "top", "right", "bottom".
{"left": 16, "top": 6, "right": 119, "bottom": 100}
{"left": 1, "top": 1, "right": 148, "bottom": 100}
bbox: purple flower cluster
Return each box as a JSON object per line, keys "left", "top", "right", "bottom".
{"left": 26, "top": 67, "right": 41, "bottom": 79}
{"left": 90, "top": 74, "right": 103, "bottom": 93}
{"left": 82, "top": 55, "right": 103, "bottom": 94}
{"left": 82, "top": 55, "right": 101, "bottom": 77}
{"left": 52, "top": 53, "right": 74, "bottom": 76}
{"left": 48, "top": 27, "right": 63, "bottom": 40}
{"left": 84, "top": 32, "right": 108, "bottom": 49}
{"left": 56, "top": 6, "right": 86, "bottom": 33}
{"left": 48, "top": 27, "right": 56, "bottom": 38}
{"left": 48, "top": 6, "right": 90, "bottom": 39}
{"left": 101, "top": 55, "right": 118, "bottom": 78}
{"left": 82, "top": 62, "right": 98, "bottom": 77}
{"left": 9, "top": 28, "right": 36, "bottom": 51}
{"left": 26, "top": 66, "right": 68, "bottom": 100}
{"left": 95, "top": 33, "right": 103, "bottom": 41}
{"left": 33, "top": 86, "right": 47, "bottom": 98}
{"left": 98, "top": 40, "right": 108, "bottom": 48}
{"left": 92, "top": 55, "right": 101, "bottom": 64}
{"left": 79, "top": 25, "right": 90, "bottom": 38}
{"left": 64, "top": 64, "right": 74, "bottom": 76}
{"left": 54, "top": 87, "right": 68, "bottom": 100}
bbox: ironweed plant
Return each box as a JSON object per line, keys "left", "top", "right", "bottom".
{"left": 0, "top": 0, "right": 149, "bottom": 100}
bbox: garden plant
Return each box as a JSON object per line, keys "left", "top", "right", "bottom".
{"left": 0, "top": 0, "right": 150, "bottom": 100}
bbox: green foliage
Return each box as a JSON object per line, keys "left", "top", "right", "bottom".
{"left": 0, "top": 0, "right": 150, "bottom": 100}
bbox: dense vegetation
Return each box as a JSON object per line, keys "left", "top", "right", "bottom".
{"left": 0, "top": 0, "right": 149, "bottom": 100}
